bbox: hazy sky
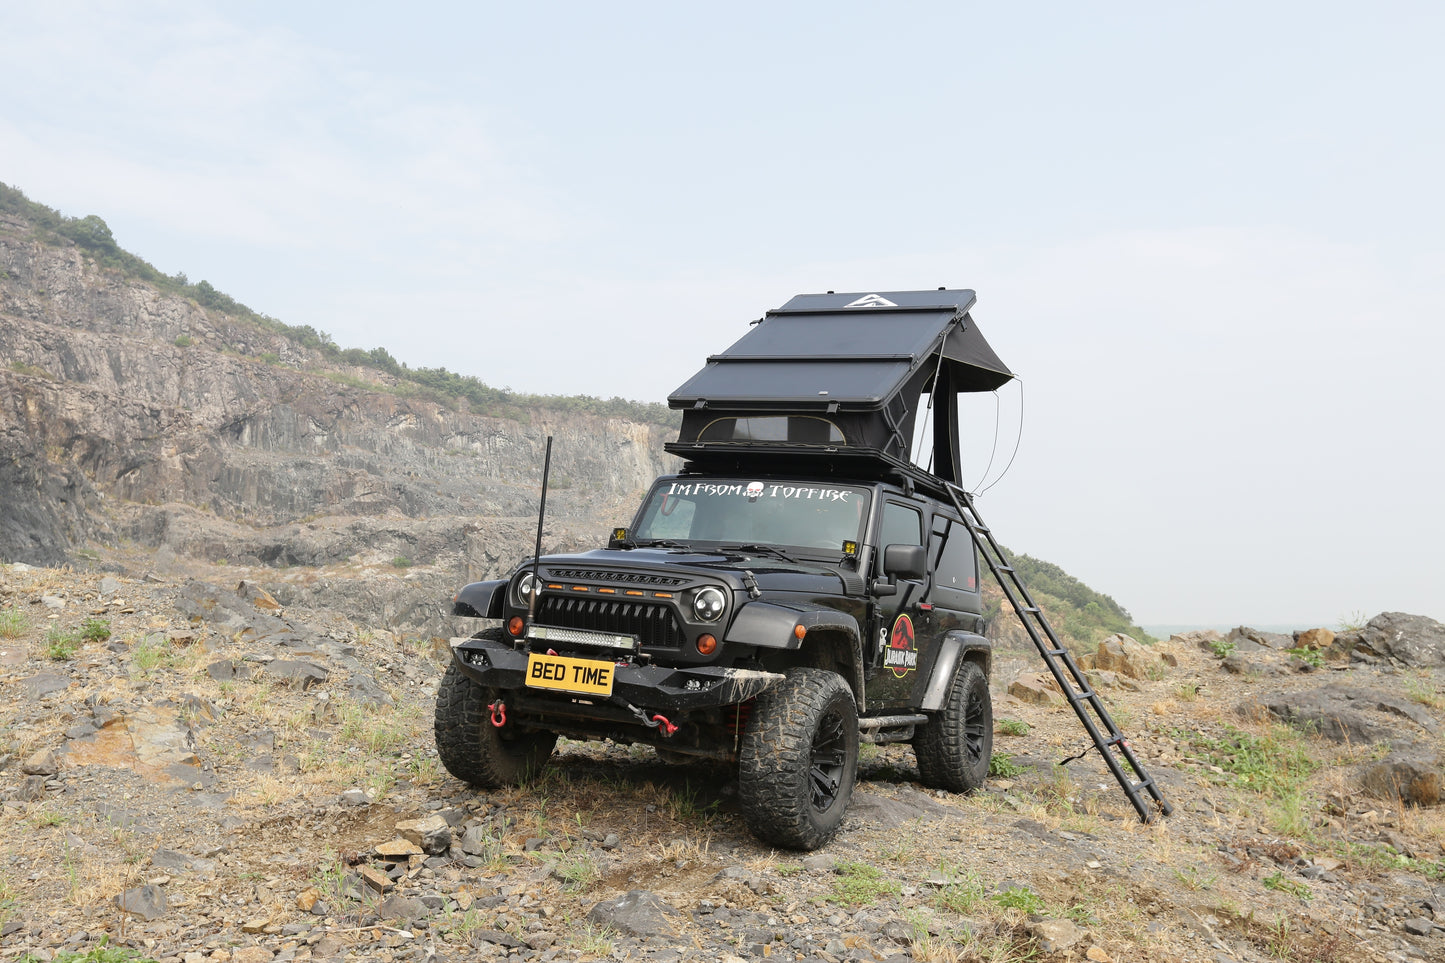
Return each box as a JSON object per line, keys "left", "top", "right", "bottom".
{"left": 3, "top": 2, "right": 1441, "bottom": 626}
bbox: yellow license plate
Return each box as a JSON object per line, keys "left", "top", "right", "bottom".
{"left": 525, "top": 653, "right": 615, "bottom": 696}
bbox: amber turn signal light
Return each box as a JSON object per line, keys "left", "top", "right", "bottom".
{"left": 696, "top": 634, "right": 718, "bottom": 655}
{"left": 507, "top": 616, "right": 525, "bottom": 637}
{"left": 793, "top": 624, "right": 806, "bottom": 641}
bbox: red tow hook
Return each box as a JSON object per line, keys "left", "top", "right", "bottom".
{"left": 651, "top": 714, "right": 679, "bottom": 737}
{"left": 487, "top": 700, "right": 507, "bottom": 728}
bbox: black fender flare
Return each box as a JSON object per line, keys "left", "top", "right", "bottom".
{"left": 726, "top": 602, "right": 865, "bottom": 709}
{"left": 920, "top": 631, "right": 993, "bottom": 712}
{"left": 452, "top": 579, "right": 508, "bottom": 618}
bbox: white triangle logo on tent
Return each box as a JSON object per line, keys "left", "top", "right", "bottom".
{"left": 843, "top": 294, "right": 898, "bottom": 308}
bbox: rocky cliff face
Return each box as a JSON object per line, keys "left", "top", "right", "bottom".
{"left": 0, "top": 211, "right": 677, "bottom": 632}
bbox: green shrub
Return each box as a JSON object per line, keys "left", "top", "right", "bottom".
{"left": 44, "top": 626, "right": 80, "bottom": 661}
{"left": 989, "top": 752, "right": 1027, "bottom": 778}
{"left": 0, "top": 608, "right": 28, "bottom": 639}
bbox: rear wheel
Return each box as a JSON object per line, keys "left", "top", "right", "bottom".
{"left": 738, "top": 668, "right": 859, "bottom": 850}
{"left": 434, "top": 639, "right": 556, "bottom": 788}
{"left": 914, "top": 659, "right": 992, "bottom": 792}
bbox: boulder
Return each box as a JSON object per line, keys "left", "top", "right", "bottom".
{"left": 1359, "top": 612, "right": 1445, "bottom": 667}
{"left": 1361, "top": 748, "right": 1443, "bottom": 807}
{"left": 1294, "top": 627, "right": 1335, "bottom": 650}
{"left": 586, "top": 889, "right": 683, "bottom": 938}
{"left": 1008, "top": 671, "right": 1062, "bottom": 706}
{"left": 395, "top": 814, "right": 452, "bottom": 855}
{"left": 1243, "top": 684, "right": 1438, "bottom": 744}
{"left": 1093, "top": 634, "right": 1161, "bottom": 680}
{"left": 114, "top": 883, "right": 168, "bottom": 920}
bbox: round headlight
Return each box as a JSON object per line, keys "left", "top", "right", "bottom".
{"left": 692, "top": 586, "right": 726, "bottom": 622}
{"left": 516, "top": 572, "right": 539, "bottom": 605}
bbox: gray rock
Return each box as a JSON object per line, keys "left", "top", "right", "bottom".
{"left": 114, "top": 884, "right": 167, "bottom": 920}
{"left": 1030, "top": 918, "right": 1086, "bottom": 952}
{"left": 263, "top": 660, "right": 329, "bottom": 688}
{"left": 22, "top": 748, "right": 58, "bottom": 776}
{"left": 378, "top": 894, "right": 428, "bottom": 920}
{"left": 460, "top": 825, "right": 493, "bottom": 857}
{"left": 1245, "top": 684, "right": 1438, "bottom": 743}
{"left": 1362, "top": 748, "right": 1443, "bottom": 807}
{"left": 1361, "top": 612, "right": 1445, "bottom": 667}
{"left": 339, "top": 788, "right": 371, "bottom": 807}
{"left": 19, "top": 673, "right": 70, "bottom": 698}
{"left": 206, "top": 660, "right": 237, "bottom": 681}
{"left": 98, "top": 576, "right": 123, "bottom": 596}
{"left": 1403, "top": 917, "right": 1435, "bottom": 936}
{"left": 845, "top": 785, "right": 951, "bottom": 830}
{"left": 1225, "top": 627, "right": 1275, "bottom": 652}
{"left": 472, "top": 929, "right": 525, "bottom": 949}
{"left": 586, "top": 889, "right": 684, "bottom": 938}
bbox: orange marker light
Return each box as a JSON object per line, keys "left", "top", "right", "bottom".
{"left": 571, "top": 585, "right": 589, "bottom": 592}
{"left": 625, "top": 590, "right": 644, "bottom": 596}
{"left": 793, "top": 624, "right": 807, "bottom": 641}
{"left": 696, "top": 634, "right": 718, "bottom": 655}
{"left": 598, "top": 587, "right": 616, "bottom": 594}
{"left": 508, "top": 616, "right": 525, "bottom": 637}
{"left": 654, "top": 592, "right": 674, "bottom": 599}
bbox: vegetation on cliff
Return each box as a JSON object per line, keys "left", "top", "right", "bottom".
{"left": 986, "top": 549, "right": 1155, "bottom": 645}
{"left": 0, "top": 181, "right": 675, "bottom": 426}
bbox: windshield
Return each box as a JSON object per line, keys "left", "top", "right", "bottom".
{"left": 632, "top": 479, "right": 872, "bottom": 552}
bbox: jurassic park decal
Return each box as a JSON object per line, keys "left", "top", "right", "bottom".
{"left": 883, "top": 613, "right": 918, "bottom": 678}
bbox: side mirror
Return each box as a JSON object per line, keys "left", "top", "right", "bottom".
{"left": 882, "top": 544, "right": 926, "bottom": 581}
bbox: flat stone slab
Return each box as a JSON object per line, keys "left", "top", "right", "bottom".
{"left": 18, "top": 672, "right": 70, "bottom": 698}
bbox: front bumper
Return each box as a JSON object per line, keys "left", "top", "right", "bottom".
{"left": 449, "top": 636, "right": 783, "bottom": 712}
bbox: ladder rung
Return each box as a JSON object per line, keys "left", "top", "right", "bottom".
{"left": 1044, "top": 647, "right": 1068, "bottom": 657}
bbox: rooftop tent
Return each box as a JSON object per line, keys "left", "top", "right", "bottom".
{"left": 667, "top": 290, "right": 1014, "bottom": 486}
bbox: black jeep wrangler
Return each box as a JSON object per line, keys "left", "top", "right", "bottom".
{"left": 436, "top": 289, "right": 1016, "bottom": 849}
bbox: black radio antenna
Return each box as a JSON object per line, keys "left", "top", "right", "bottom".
{"left": 528, "top": 436, "right": 553, "bottom": 622}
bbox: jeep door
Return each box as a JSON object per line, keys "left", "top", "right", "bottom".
{"left": 866, "top": 498, "right": 929, "bottom": 708}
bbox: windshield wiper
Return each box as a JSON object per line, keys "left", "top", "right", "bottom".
{"left": 719, "top": 543, "right": 797, "bottom": 562}
{"left": 633, "top": 538, "right": 691, "bottom": 549}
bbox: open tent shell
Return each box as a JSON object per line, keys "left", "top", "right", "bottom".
{"left": 667, "top": 290, "right": 1014, "bottom": 488}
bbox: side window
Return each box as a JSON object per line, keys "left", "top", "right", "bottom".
{"left": 930, "top": 513, "right": 979, "bottom": 603}
{"left": 880, "top": 502, "right": 923, "bottom": 549}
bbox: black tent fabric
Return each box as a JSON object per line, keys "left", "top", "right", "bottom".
{"left": 666, "top": 290, "right": 1014, "bottom": 486}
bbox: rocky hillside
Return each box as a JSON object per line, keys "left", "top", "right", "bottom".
{"left": 0, "top": 195, "right": 676, "bottom": 638}
{"left": 3, "top": 562, "right": 1445, "bottom": 963}
{"left": 1, "top": 186, "right": 1156, "bottom": 648}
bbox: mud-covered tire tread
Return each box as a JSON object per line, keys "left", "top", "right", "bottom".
{"left": 738, "top": 667, "right": 859, "bottom": 851}
{"left": 914, "top": 659, "right": 993, "bottom": 792}
{"left": 434, "top": 634, "right": 556, "bottom": 788}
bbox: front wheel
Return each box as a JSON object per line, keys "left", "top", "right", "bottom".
{"left": 434, "top": 654, "right": 556, "bottom": 788}
{"left": 738, "top": 668, "right": 859, "bottom": 850}
{"left": 913, "top": 658, "right": 993, "bottom": 792}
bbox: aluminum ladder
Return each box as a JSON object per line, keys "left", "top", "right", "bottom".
{"left": 945, "top": 482, "right": 1173, "bottom": 823}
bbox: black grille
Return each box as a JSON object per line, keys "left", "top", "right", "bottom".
{"left": 537, "top": 596, "right": 685, "bottom": 648}
{"left": 548, "top": 569, "right": 685, "bottom": 587}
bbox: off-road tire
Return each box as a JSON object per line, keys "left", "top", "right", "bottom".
{"left": 738, "top": 667, "right": 859, "bottom": 850}
{"left": 913, "top": 658, "right": 992, "bottom": 792}
{"left": 434, "top": 644, "right": 556, "bottom": 788}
